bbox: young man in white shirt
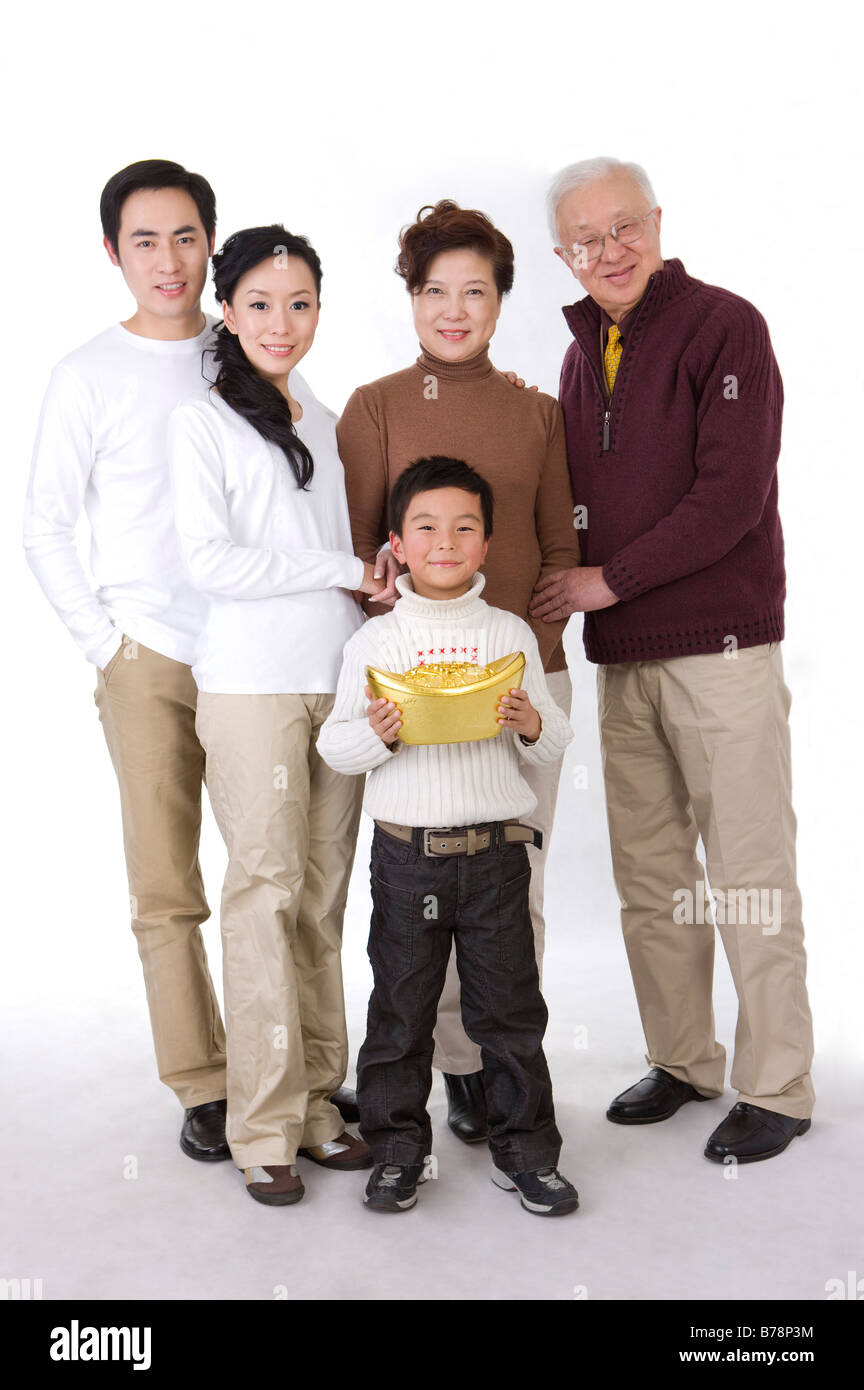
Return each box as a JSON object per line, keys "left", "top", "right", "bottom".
{"left": 23, "top": 160, "right": 232, "bottom": 1161}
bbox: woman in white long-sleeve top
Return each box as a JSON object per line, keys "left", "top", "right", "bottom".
{"left": 170, "top": 225, "right": 385, "bottom": 1207}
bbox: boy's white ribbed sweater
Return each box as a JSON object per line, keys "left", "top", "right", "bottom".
{"left": 317, "top": 573, "right": 573, "bottom": 827}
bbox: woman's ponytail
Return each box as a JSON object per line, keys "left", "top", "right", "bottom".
{"left": 210, "top": 321, "right": 314, "bottom": 489}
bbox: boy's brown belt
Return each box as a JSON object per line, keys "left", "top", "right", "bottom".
{"left": 375, "top": 819, "right": 543, "bottom": 857}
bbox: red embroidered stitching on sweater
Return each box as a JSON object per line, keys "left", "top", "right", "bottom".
{"left": 414, "top": 644, "right": 480, "bottom": 666}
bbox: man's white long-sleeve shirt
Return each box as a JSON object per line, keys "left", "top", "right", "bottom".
{"left": 317, "top": 573, "right": 573, "bottom": 826}
{"left": 23, "top": 317, "right": 221, "bottom": 669}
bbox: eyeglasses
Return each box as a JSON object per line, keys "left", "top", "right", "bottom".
{"left": 560, "top": 208, "right": 659, "bottom": 267}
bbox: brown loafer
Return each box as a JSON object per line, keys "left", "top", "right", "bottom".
{"left": 298, "top": 1130, "right": 373, "bottom": 1170}
{"left": 244, "top": 1164, "right": 305, "bottom": 1206}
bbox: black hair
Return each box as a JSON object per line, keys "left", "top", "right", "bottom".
{"left": 100, "top": 159, "right": 217, "bottom": 254}
{"left": 210, "top": 225, "right": 323, "bottom": 490}
{"left": 389, "top": 457, "right": 494, "bottom": 538}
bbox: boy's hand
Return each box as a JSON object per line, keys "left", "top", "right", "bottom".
{"left": 496, "top": 687, "right": 541, "bottom": 742}
{"left": 364, "top": 683, "right": 402, "bottom": 745}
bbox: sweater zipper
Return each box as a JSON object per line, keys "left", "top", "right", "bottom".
{"left": 576, "top": 354, "right": 611, "bottom": 452}
{"left": 593, "top": 272, "right": 659, "bottom": 455}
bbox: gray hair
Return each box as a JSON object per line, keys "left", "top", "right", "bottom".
{"left": 546, "top": 157, "right": 657, "bottom": 243}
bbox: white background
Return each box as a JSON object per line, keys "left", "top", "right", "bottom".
{"left": 2, "top": 0, "right": 862, "bottom": 1302}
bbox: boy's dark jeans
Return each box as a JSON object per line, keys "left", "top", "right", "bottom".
{"left": 357, "top": 822, "right": 563, "bottom": 1174}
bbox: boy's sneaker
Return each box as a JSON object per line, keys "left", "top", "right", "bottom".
{"left": 491, "top": 1165, "right": 579, "bottom": 1216}
{"left": 364, "top": 1161, "right": 429, "bottom": 1212}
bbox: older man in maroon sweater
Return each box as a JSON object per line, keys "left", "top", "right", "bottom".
{"left": 532, "top": 157, "right": 814, "bottom": 1164}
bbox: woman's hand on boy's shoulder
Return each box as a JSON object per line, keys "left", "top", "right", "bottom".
{"left": 371, "top": 546, "right": 402, "bottom": 606}
{"left": 350, "top": 549, "right": 401, "bottom": 608}
{"left": 356, "top": 559, "right": 393, "bottom": 600}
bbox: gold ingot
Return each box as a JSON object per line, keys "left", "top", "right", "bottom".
{"left": 366, "top": 652, "right": 526, "bottom": 745}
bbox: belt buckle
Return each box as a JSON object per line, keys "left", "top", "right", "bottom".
{"left": 423, "top": 827, "right": 485, "bottom": 857}
{"left": 423, "top": 828, "right": 453, "bottom": 857}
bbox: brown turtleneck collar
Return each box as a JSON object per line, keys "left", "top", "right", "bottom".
{"left": 416, "top": 343, "right": 496, "bottom": 382}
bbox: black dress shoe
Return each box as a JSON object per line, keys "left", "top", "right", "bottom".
{"left": 330, "top": 1086, "right": 360, "bottom": 1124}
{"left": 443, "top": 1071, "right": 488, "bottom": 1143}
{"left": 180, "top": 1099, "right": 230, "bottom": 1161}
{"left": 704, "top": 1102, "right": 811, "bottom": 1164}
{"left": 606, "top": 1066, "right": 715, "bottom": 1125}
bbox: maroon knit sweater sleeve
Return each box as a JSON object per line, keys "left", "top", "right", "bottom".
{"left": 337, "top": 385, "right": 389, "bottom": 564}
{"left": 602, "top": 297, "right": 783, "bottom": 602}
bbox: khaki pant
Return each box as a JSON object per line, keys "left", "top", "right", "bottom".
{"left": 195, "top": 692, "right": 364, "bottom": 1168}
{"left": 597, "top": 642, "right": 814, "bottom": 1119}
{"left": 432, "top": 668, "right": 573, "bottom": 1074}
{"left": 94, "top": 636, "right": 227, "bottom": 1109}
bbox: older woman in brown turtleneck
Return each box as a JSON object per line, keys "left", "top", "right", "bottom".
{"left": 337, "top": 201, "right": 579, "bottom": 1144}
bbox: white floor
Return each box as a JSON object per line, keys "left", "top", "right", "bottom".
{"left": 4, "top": 836, "right": 860, "bottom": 1305}
{"left": 3, "top": 974, "right": 857, "bottom": 1304}
{"left": 3, "top": 638, "right": 860, "bottom": 1302}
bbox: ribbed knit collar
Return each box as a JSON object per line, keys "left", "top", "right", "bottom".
{"left": 561, "top": 257, "right": 696, "bottom": 336}
{"left": 415, "top": 344, "right": 496, "bottom": 382}
{"left": 394, "top": 570, "right": 487, "bottom": 620}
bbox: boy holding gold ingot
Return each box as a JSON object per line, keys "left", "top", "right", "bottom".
{"left": 318, "top": 458, "right": 577, "bottom": 1216}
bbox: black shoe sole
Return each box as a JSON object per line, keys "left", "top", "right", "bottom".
{"left": 179, "top": 1135, "right": 232, "bottom": 1161}
{"left": 703, "top": 1117, "right": 811, "bottom": 1164}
